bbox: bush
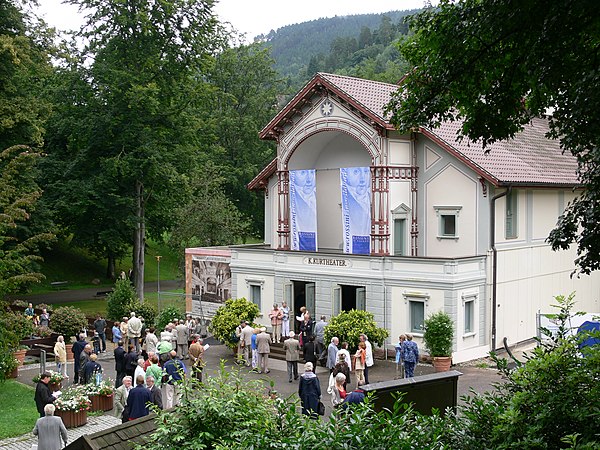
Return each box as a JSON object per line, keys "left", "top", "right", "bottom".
{"left": 209, "top": 298, "right": 260, "bottom": 349}
{"left": 50, "top": 306, "right": 88, "bottom": 340}
{"left": 129, "top": 300, "right": 157, "bottom": 328}
{"left": 423, "top": 311, "right": 454, "bottom": 357}
{"left": 0, "top": 310, "right": 34, "bottom": 342}
{"left": 324, "top": 309, "right": 389, "bottom": 351}
{"left": 154, "top": 304, "right": 185, "bottom": 331}
{"left": 106, "top": 279, "right": 138, "bottom": 321}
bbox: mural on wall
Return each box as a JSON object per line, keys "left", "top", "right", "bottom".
{"left": 289, "top": 169, "right": 318, "bottom": 251}
{"left": 191, "top": 255, "right": 231, "bottom": 305}
{"left": 340, "top": 167, "right": 371, "bottom": 254}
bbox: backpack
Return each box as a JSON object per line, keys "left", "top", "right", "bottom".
{"left": 231, "top": 329, "right": 240, "bottom": 343}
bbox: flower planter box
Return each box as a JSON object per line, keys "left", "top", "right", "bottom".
{"left": 56, "top": 409, "right": 87, "bottom": 428}
{"left": 90, "top": 394, "right": 114, "bottom": 412}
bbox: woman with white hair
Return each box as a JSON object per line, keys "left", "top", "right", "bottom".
{"left": 33, "top": 403, "right": 68, "bottom": 450}
{"left": 330, "top": 372, "right": 347, "bottom": 407}
{"left": 298, "top": 362, "right": 321, "bottom": 417}
{"left": 53, "top": 335, "right": 68, "bottom": 378}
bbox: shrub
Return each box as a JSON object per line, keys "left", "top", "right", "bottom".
{"left": 128, "top": 300, "right": 157, "bottom": 328}
{"left": 423, "top": 311, "right": 454, "bottom": 357}
{"left": 154, "top": 304, "right": 185, "bottom": 331}
{"left": 209, "top": 298, "right": 260, "bottom": 349}
{"left": 50, "top": 306, "right": 88, "bottom": 340}
{"left": 106, "top": 279, "right": 138, "bottom": 321}
{"left": 324, "top": 309, "right": 389, "bottom": 351}
{"left": 0, "top": 310, "right": 34, "bottom": 342}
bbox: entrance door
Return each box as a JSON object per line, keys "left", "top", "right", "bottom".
{"left": 292, "top": 280, "right": 315, "bottom": 332}
{"left": 338, "top": 285, "right": 366, "bottom": 312}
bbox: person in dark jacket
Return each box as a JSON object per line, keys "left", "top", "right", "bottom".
{"left": 146, "top": 375, "right": 163, "bottom": 410}
{"left": 332, "top": 352, "right": 351, "bottom": 391}
{"left": 299, "top": 312, "right": 314, "bottom": 343}
{"left": 298, "top": 362, "right": 321, "bottom": 418}
{"left": 34, "top": 373, "right": 55, "bottom": 418}
{"left": 126, "top": 375, "right": 152, "bottom": 420}
{"left": 303, "top": 335, "right": 318, "bottom": 372}
{"left": 78, "top": 344, "right": 92, "bottom": 383}
{"left": 71, "top": 333, "right": 87, "bottom": 384}
{"left": 114, "top": 340, "right": 126, "bottom": 388}
{"left": 124, "top": 345, "right": 138, "bottom": 378}
{"left": 83, "top": 353, "right": 103, "bottom": 384}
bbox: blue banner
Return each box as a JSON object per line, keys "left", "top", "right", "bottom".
{"left": 289, "top": 169, "right": 317, "bottom": 251}
{"left": 340, "top": 167, "right": 371, "bottom": 254}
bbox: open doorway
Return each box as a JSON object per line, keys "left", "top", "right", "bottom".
{"left": 334, "top": 285, "right": 366, "bottom": 315}
{"left": 292, "top": 280, "right": 315, "bottom": 333}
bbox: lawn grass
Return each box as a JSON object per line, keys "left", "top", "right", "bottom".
{"left": 64, "top": 289, "right": 186, "bottom": 317}
{"left": 31, "top": 237, "right": 182, "bottom": 294}
{"left": 0, "top": 380, "right": 38, "bottom": 439}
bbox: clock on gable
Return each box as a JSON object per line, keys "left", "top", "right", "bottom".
{"left": 320, "top": 99, "right": 334, "bottom": 117}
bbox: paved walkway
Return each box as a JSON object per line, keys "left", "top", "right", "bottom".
{"left": 0, "top": 415, "right": 121, "bottom": 449}
{"left": 3, "top": 339, "right": 513, "bottom": 448}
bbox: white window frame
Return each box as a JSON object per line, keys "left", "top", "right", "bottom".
{"left": 245, "top": 277, "right": 265, "bottom": 312}
{"left": 403, "top": 291, "right": 429, "bottom": 336}
{"left": 461, "top": 292, "right": 478, "bottom": 338}
{"left": 434, "top": 205, "right": 462, "bottom": 240}
{"left": 505, "top": 190, "right": 518, "bottom": 239}
{"left": 391, "top": 203, "right": 411, "bottom": 256}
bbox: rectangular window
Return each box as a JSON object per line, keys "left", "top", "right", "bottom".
{"left": 356, "top": 287, "right": 366, "bottom": 311}
{"left": 409, "top": 300, "right": 425, "bottom": 333}
{"left": 394, "top": 218, "right": 406, "bottom": 255}
{"left": 249, "top": 284, "right": 261, "bottom": 309}
{"left": 434, "top": 206, "right": 461, "bottom": 240}
{"left": 506, "top": 190, "right": 518, "bottom": 239}
{"left": 464, "top": 300, "right": 474, "bottom": 334}
{"left": 441, "top": 214, "right": 456, "bottom": 237}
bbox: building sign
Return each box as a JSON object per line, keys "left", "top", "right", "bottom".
{"left": 303, "top": 257, "right": 352, "bottom": 268}
{"left": 290, "top": 169, "right": 318, "bottom": 251}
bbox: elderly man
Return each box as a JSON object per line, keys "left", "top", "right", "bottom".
{"left": 146, "top": 375, "right": 163, "bottom": 410}
{"left": 78, "top": 344, "right": 92, "bottom": 384}
{"left": 326, "top": 337, "right": 340, "bottom": 373}
{"left": 314, "top": 315, "right": 328, "bottom": 361}
{"left": 256, "top": 327, "right": 272, "bottom": 374}
{"left": 283, "top": 331, "right": 300, "bottom": 382}
{"left": 163, "top": 350, "right": 187, "bottom": 408}
{"left": 71, "top": 333, "right": 87, "bottom": 384}
{"left": 240, "top": 320, "right": 254, "bottom": 367}
{"left": 175, "top": 319, "right": 189, "bottom": 359}
{"left": 128, "top": 312, "right": 143, "bottom": 353}
{"left": 33, "top": 404, "right": 68, "bottom": 450}
{"left": 114, "top": 376, "right": 133, "bottom": 422}
{"left": 189, "top": 335, "right": 205, "bottom": 382}
{"left": 126, "top": 375, "right": 152, "bottom": 420}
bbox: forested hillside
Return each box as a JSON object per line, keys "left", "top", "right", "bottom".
{"left": 256, "top": 9, "right": 420, "bottom": 91}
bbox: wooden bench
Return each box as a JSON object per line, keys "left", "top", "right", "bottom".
{"left": 95, "top": 290, "right": 113, "bottom": 298}
{"left": 50, "top": 281, "right": 69, "bottom": 290}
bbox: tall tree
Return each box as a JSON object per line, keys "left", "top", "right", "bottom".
{"left": 0, "top": 0, "right": 55, "bottom": 297}
{"left": 44, "top": 0, "right": 223, "bottom": 298}
{"left": 387, "top": 0, "right": 600, "bottom": 274}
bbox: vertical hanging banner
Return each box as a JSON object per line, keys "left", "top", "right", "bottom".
{"left": 289, "top": 169, "right": 317, "bottom": 251}
{"left": 340, "top": 167, "right": 371, "bottom": 254}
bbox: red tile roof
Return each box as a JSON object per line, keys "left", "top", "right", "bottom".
{"left": 253, "top": 73, "right": 580, "bottom": 189}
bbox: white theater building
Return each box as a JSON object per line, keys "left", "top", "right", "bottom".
{"left": 189, "top": 73, "right": 600, "bottom": 363}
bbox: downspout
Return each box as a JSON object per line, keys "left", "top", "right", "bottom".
{"left": 490, "top": 185, "right": 511, "bottom": 352}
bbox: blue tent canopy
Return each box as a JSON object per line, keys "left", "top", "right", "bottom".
{"left": 577, "top": 321, "right": 600, "bottom": 350}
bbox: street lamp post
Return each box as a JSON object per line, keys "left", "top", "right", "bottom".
{"left": 156, "top": 255, "right": 162, "bottom": 312}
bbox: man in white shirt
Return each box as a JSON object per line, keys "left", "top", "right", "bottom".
{"left": 128, "top": 312, "right": 143, "bottom": 353}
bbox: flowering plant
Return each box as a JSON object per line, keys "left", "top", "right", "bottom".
{"left": 33, "top": 370, "right": 64, "bottom": 384}
{"left": 54, "top": 386, "right": 91, "bottom": 412}
{"left": 83, "top": 378, "right": 114, "bottom": 396}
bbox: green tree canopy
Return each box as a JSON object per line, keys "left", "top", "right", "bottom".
{"left": 387, "top": 0, "right": 600, "bottom": 274}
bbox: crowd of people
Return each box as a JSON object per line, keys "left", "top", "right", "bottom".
{"left": 30, "top": 302, "right": 422, "bottom": 446}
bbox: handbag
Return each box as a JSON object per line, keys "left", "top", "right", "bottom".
{"left": 317, "top": 400, "right": 325, "bottom": 416}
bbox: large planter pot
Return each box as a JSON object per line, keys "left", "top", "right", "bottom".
{"left": 56, "top": 409, "right": 88, "bottom": 428}
{"left": 432, "top": 356, "right": 452, "bottom": 372}
{"left": 65, "top": 343, "right": 74, "bottom": 361}
{"left": 90, "top": 394, "right": 114, "bottom": 412}
{"left": 13, "top": 349, "right": 27, "bottom": 366}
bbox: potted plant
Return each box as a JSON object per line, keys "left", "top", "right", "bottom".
{"left": 209, "top": 298, "right": 260, "bottom": 351}
{"left": 53, "top": 385, "right": 91, "bottom": 428}
{"left": 33, "top": 370, "right": 65, "bottom": 391}
{"left": 423, "top": 311, "right": 454, "bottom": 372}
{"left": 84, "top": 379, "right": 115, "bottom": 412}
